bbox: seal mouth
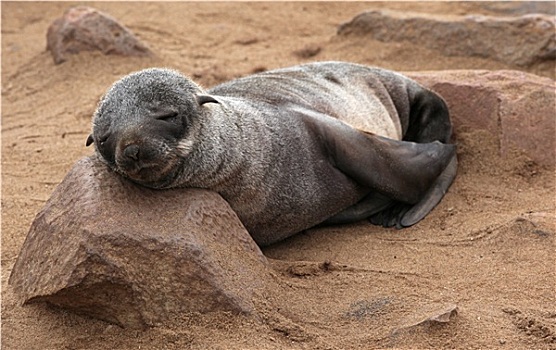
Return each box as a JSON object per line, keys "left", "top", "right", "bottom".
{"left": 116, "top": 156, "right": 182, "bottom": 189}
{"left": 124, "top": 162, "right": 160, "bottom": 179}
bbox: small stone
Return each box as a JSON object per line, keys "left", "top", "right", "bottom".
{"left": 46, "top": 6, "right": 152, "bottom": 64}
{"left": 392, "top": 304, "right": 458, "bottom": 336}
{"left": 293, "top": 44, "right": 322, "bottom": 59}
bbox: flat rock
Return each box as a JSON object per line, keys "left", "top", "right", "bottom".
{"left": 407, "top": 70, "right": 555, "bottom": 168}
{"left": 338, "top": 10, "right": 555, "bottom": 67}
{"left": 8, "top": 155, "right": 271, "bottom": 329}
{"left": 477, "top": 2, "right": 555, "bottom": 16}
{"left": 46, "top": 6, "right": 152, "bottom": 64}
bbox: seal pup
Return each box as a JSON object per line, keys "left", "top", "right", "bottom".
{"left": 86, "top": 61, "right": 457, "bottom": 246}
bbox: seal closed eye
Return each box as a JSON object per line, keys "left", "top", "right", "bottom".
{"left": 88, "top": 61, "right": 457, "bottom": 246}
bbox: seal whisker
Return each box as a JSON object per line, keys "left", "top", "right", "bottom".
{"left": 175, "top": 139, "right": 195, "bottom": 158}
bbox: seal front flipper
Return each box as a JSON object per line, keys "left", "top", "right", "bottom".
{"left": 304, "top": 113, "right": 455, "bottom": 221}
{"left": 324, "top": 126, "right": 455, "bottom": 205}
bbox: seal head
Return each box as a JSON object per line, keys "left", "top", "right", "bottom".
{"left": 87, "top": 68, "right": 218, "bottom": 188}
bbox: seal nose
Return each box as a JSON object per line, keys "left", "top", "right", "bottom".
{"left": 123, "top": 144, "right": 140, "bottom": 161}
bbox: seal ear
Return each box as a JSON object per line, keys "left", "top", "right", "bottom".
{"left": 196, "top": 94, "right": 219, "bottom": 105}
{"left": 86, "top": 134, "right": 94, "bottom": 147}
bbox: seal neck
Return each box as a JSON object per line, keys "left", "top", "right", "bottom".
{"left": 173, "top": 101, "right": 246, "bottom": 190}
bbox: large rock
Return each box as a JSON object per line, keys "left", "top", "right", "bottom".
{"left": 9, "top": 156, "right": 271, "bottom": 328}
{"left": 338, "top": 10, "right": 555, "bottom": 67}
{"left": 406, "top": 70, "right": 555, "bottom": 168}
{"left": 46, "top": 6, "right": 152, "bottom": 64}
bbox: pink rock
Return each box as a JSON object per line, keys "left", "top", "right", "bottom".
{"left": 46, "top": 6, "right": 152, "bottom": 64}
{"left": 407, "top": 70, "right": 555, "bottom": 168}
{"left": 9, "top": 156, "right": 271, "bottom": 328}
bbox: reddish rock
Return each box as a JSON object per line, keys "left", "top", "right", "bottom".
{"left": 9, "top": 156, "right": 272, "bottom": 328}
{"left": 338, "top": 10, "right": 555, "bottom": 67}
{"left": 46, "top": 6, "right": 152, "bottom": 64}
{"left": 407, "top": 70, "right": 555, "bottom": 168}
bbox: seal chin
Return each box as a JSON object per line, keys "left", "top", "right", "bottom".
{"left": 117, "top": 157, "right": 181, "bottom": 189}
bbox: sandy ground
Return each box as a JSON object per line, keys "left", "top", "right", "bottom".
{"left": 2, "top": 2, "right": 555, "bottom": 349}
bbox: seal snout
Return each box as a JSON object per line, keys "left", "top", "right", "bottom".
{"left": 117, "top": 141, "right": 152, "bottom": 173}
{"left": 114, "top": 136, "right": 174, "bottom": 185}
{"left": 122, "top": 144, "right": 140, "bottom": 161}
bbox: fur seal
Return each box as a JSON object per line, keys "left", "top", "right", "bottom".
{"left": 86, "top": 61, "right": 457, "bottom": 246}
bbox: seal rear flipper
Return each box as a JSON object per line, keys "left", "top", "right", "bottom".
{"left": 399, "top": 153, "right": 457, "bottom": 227}
{"left": 333, "top": 132, "right": 456, "bottom": 205}
{"left": 323, "top": 192, "right": 393, "bottom": 225}
{"left": 369, "top": 202, "right": 410, "bottom": 227}
{"left": 368, "top": 153, "right": 457, "bottom": 228}
{"left": 303, "top": 112, "right": 456, "bottom": 205}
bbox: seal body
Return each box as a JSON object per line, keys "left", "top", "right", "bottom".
{"left": 88, "top": 61, "right": 457, "bottom": 246}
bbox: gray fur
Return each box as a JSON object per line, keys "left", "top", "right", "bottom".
{"left": 89, "top": 61, "right": 456, "bottom": 246}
